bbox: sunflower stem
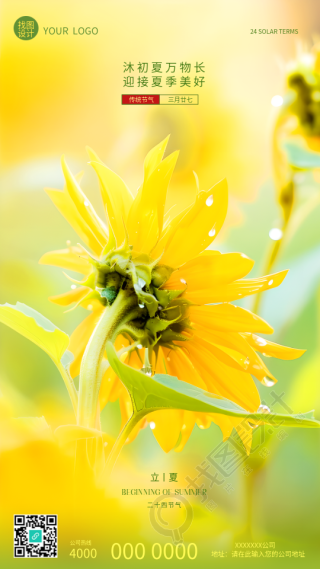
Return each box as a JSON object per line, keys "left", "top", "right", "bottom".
{"left": 252, "top": 111, "right": 295, "bottom": 316}
{"left": 251, "top": 212, "right": 291, "bottom": 316}
{"left": 57, "top": 363, "right": 78, "bottom": 416}
{"left": 77, "top": 288, "right": 137, "bottom": 428}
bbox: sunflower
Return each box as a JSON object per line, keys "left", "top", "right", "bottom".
{"left": 39, "top": 136, "right": 304, "bottom": 454}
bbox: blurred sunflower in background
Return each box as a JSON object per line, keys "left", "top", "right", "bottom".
{"left": 273, "top": 41, "right": 320, "bottom": 223}
{"left": 39, "top": 136, "right": 305, "bottom": 455}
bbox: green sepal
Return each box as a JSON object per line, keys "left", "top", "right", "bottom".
{"left": 146, "top": 316, "right": 178, "bottom": 337}
{"left": 158, "top": 329, "right": 188, "bottom": 344}
{"left": 135, "top": 264, "right": 153, "bottom": 286}
{"left": 133, "top": 284, "right": 158, "bottom": 317}
{"left": 81, "top": 271, "right": 96, "bottom": 289}
{"left": 101, "top": 225, "right": 117, "bottom": 257}
{"left": 154, "top": 288, "right": 184, "bottom": 308}
{"left": 151, "top": 265, "right": 175, "bottom": 287}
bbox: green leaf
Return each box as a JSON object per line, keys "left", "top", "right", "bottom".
{"left": 0, "top": 302, "right": 69, "bottom": 366}
{"left": 284, "top": 142, "right": 320, "bottom": 169}
{"left": 105, "top": 342, "right": 320, "bottom": 428}
{"left": 60, "top": 350, "right": 74, "bottom": 369}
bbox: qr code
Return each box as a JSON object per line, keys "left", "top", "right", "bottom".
{"left": 14, "top": 515, "right": 57, "bottom": 558}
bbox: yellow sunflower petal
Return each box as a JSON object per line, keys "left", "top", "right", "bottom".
{"left": 45, "top": 188, "right": 104, "bottom": 255}
{"left": 208, "top": 414, "right": 233, "bottom": 440}
{"left": 144, "top": 135, "right": 170, "bottom": 180}
{"left": 99, "top": 366, "right": 118, "bottom": 409}
{"left": 39, "top": 246, "right": 91, "bottom": 275}
{"left": 165, "top": 252, "right": 254, "bottom": 290}
{"left": 148, "top": 409, "right": 184, "bottom": 453}
{"left": 184, "top": 270, "right": 288, "bottom": 304}
{"left": 236, "top": 420, "right": 253, "bottom": 454}
{"left": 48, "top": 286, "right": 90, "bottom": 307}
{"left": 206, "top": 414, "right": 253, "bottom": 454}
{"left": 61, "top": 156, "right": 109, "bottom": 249}
{"left": 88, "top": 151, "right": 133, "bottom": 246}
{"left": 151, "top": 204, "right": 193, "bottom": 259}
{"left": 125, "top": 137, "right": 171, "bottom": 242}
{"left": 174, "top": 411, "right": 196, "bottom": 453}
{"left": 194, "top": 327, "right": 277, "bottom": 384}
{"left": 184, "top": 337, "right": 261, "bottom": 412}
{"left": 243, "top": 333, "right": 306, "bottom": 360}
{"left": 164, "top": 346, "right": 208, "bottom": 390}
{"left": 195, "top": 414, "right": 212, "bottom": 429}
{"left": 68, "top": 308, "right": 103, "bottom": 377}
{"left": 189, "top": 304, "right": 273, "bottom": 334}
{"left": 127, "top": 151, "right": 179, "bottom": 252}
{"left": 161, "top": 178, "right": 228, "bottom": 267}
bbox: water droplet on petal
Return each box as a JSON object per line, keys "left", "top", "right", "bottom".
{"left": 150, "top": 422, "right": 156, "bottom": 430}
{"left": 167, "top": 357, "right": 171, "bottom": 361}
{"left": 66, "top": 240, "right": 71, "bottom": 246}
{"left": 180, "top": 279, "right": 187, "bottom": 285}
{"left": 268, "top": 279, "right": 273, "bottom": 286}
{"left": 262, "top": 352, "right": 272, "bottom": 358}
{"left": 249, "top": 423, "right": 259, "bottom": 430}
{"left": 87, "top": 304, "right": 93, "bottom": 310}
{"left": 137, "top": 344, "right": 143, "bottom": 349}
{"left": 206, "top": 195, "right": 214, "bottom": 207}
{"left": 255, "top": 336, "right": 267, "bottom": 347}
{"left": 208, "top": 228, "right": 216, "bottom": 237}
{"left": 269, "top": 228, "right": 283, "bottom": 241}
{"left": 139, "top": 303, "right": 145, "bottom": 308}
{"left": 244, "top": 357, "right": 250, "bottom": 367}
{"left": 261, "top": 376, "right": 276, "bottom": 387}
{"left": 257, "top": 404, "right": 271, "bottom": 414}
{"left": 182, "top": 424, "right": 186, "bottom": 430}
{"left": 71, "top": 284, "right": 77, "bottom": 289}
{"left": 84, "top": 200, "right": 89, "bottom": 206}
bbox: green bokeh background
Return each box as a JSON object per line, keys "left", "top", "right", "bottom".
{"left": 1, "top": 157, "right": 320, "bottom": 568}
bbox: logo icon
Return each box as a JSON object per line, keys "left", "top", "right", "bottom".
{"left": 29, "top": 529, "right": 43, "bottom": 543}
{"left": 14, "top": 17, "right": 39, "bottom": 40}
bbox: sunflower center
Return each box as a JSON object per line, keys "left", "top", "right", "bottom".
{"left": 86, "top": 241, "right": 191, "bottom": 349}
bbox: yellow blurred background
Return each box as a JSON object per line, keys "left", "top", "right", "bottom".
{"left": 1, "top": 1, "right": 320, "bottom": 567}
